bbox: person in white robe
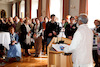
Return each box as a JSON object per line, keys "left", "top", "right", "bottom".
{"left": 62, "top": 14, "right": 94, "bottom": 67}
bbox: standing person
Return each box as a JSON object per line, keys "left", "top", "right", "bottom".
{"left": 59, "top": 19, "right": 66, "bottom": 29}
{"left": 5, "top": 18, "right": 8, "bottom": 24}
{"left": 14, "top": 16, "right": 19, "bottom": 32}
{"left": 33, "top": 18, "right": 43, "bottom": 57}
{"left": 31, "top": 18, "right": 36, "bottom": 29}
{"left": 0, "top": 18, "right": 7, "bottom": 31}
{"left": 14, "top": 16, "right": 19, "bottom": 25}
{"left": 7, "top": 17, "right": 16, "bottom": 29}
{"left": 39, "top": 16, "right": 44, "bottom": 24}
{"left": 42, "top": 16, "right": 49, "bottom": 52}
{"left": 39, "top": 16, "right": 44, "bottom": 53}
{"left": 45, "top": 14, "right": 60, "bottom": 54}
{"left": 64, "top": 15, "right": 69, "bottom": 28}
{"left": 65, "top": 16, "right": 77, "bottom": 39}
{"left": 92, "top": 20, "right": 100, "bottom": 67}
{"left": 20, "top": 19, "right": 32, "bottom": 56}
{"left": 16, "top": 18, "right": 24, "bottom": 33}
{"left": 61, "top": 14, "right": 94, "bottom": 67}
{"left": 16, "top": 18, "right": 24, "bottom": 42}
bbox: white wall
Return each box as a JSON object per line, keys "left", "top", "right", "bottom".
{"left": 69, "top": 0, "right": 80, "bottom": 16}
{"left": 0, "top": 3, "right": 11, "bottom": 18}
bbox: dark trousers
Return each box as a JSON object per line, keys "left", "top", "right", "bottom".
{"left": 42, "top": 40, "right": 45, "bottom": 52}
{"left": 0, "top": 44, "right": 4, "bottom": 58}
{"left": 93, "top": 50, "right": 98, "bottom": 67}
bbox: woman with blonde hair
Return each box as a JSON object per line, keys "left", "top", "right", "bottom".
{"left": 20, "top": 19, "right": 32, "bottom": 56}
{"left": 7, "top": 17, "right": 15, "bottom": 30}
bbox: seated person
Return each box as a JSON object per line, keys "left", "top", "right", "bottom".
{"left": 6, "top": 26, "right": 21, "bottom": 62}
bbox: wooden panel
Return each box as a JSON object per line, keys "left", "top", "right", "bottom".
{"left": 55, "top": 54, "right": 60, "bottom": 67}
{"left": 49, "top": 53, "right": 55, "bottom": 65}
{"left": 48, "top": 37, "right": 72, "bottom": 67}
{"left": 66, "top": 55, "right": 73, "bottom": 67}
{"left": 60, "top": 54, "right": 67, "bottom": 67}
{"left": 54, "top": 37, "right": 71, "bottom": 44}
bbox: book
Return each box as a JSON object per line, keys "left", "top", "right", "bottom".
{"left": 52, "top": 44, "right": 69, "bottom": 52}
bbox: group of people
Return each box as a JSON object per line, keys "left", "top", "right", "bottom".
{"left": 0, "top": 14, "right": 100, "bottom": 67}
{"left": 0, "top": 14, "right": 78, "bottom": 59}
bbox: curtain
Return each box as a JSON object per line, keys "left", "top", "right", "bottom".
{"left": 46, "top": 0, "right": 50, "bottom": 19}
{"left": 79, "top": 0, "right": 88, "bottom": 14}
{"left": 63, "top": 0, "right": 69, "bottom": 19}
{"left": 18, "top": 1, "right": 21, "bottom": 18}
{"left": 25, "top": 0, "right": 31, "bottom": 18}
{"left": 37, "top": 0, "right": 42, "bottom": 18}
{"left": 11, "top": 4, "right": 13, "bottom": 17}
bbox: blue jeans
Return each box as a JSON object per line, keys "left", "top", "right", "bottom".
{"left": 47, "top": 38, "right": 52, "bottom": 45}
{"left": 46, "top": 38, "right": 52, "bottom": 54}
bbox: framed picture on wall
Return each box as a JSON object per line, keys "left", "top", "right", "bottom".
{"left": 0, "top": 10, "right": 6, "bottom": 18}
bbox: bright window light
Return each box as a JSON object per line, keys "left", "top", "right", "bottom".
{"left": 12, "top": 3, "right": 16, "bottom": 18}
{"left": 31, "top": 0, "right": 38, "bottom": 19}
{"left": 88, "top": 0, "right": 100, "bottom": 28}
{"left": 50, "top": 0, "right": 63, "bottom": 22}
{"left": 20, "top": 0, "right": 25, "bottom": 18}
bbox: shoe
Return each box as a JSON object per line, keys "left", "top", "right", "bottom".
{"left": 5, "top": 57, "right": 9, "bottom": 62}
{"left": 33, "top": 55, "right": 39, "bottom": 57}
{"left": 45, "top": 54, "right": 47, "bottom": 56}
{"left": 15, "top": 57, "right": 20, "bottom": 62}
{"left": 27, "top": 53, "right": 31, "bottom": 56}
{"left": 23, "top": 54, "right": 25, "bottom": 56}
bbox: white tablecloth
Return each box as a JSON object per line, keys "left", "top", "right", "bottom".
{"left": 0, "top": 32, "right": 10, "bottom": 50}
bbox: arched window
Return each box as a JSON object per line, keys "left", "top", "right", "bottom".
{"left": 31, "top": 0, "right": 38, "bottom": 19}
{"left": 50, "top": 0, "right": 63, "bottom": 22}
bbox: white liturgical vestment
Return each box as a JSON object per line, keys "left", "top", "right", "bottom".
{"left": 63, "top": 24, "right": 93, "bottom": 67}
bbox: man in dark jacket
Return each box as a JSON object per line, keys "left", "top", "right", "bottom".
{"left": 45, "top": 14, "right": 60, "bottom": 54}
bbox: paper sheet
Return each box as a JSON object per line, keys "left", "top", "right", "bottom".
{"left": 52, "top": 44, "right": 69, "bottom": 52}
